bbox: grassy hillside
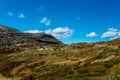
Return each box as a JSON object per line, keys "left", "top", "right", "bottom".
{"left": 0, "top": 39, "right": 120, "bottom": 80}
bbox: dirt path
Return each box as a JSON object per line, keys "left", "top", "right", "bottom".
{"left": 11, "top": 59, "right": 44, "bottom": 76}
{"left": 11, "top": 64, "right": 26, "bottom": 76}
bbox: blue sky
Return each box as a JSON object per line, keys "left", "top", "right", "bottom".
{"left": 0, "top": 0, "right": 120, "bottom": 44}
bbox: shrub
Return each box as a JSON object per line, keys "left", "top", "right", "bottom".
{"left": 118, "top": 45, "right": 120, "bottom": 50}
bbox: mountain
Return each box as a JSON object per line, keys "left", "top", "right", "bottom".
{"left": 0, "top": 25, "right": 62, "bottom": 47}
{"left": 1, "top": 25, "right": 120, "bottom": 80}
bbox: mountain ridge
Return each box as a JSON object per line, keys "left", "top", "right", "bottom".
{"left": 0, "top": 25, "right": 20, "bottom": 33}
{"left": 0, "top": 25, "right": 62, "bottom": 47}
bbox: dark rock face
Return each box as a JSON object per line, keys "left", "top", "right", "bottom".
{"left": 0, "top": 25, "right": 62, "bottom": 47}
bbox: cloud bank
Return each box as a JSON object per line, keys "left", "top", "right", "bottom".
{"left": 24, "top": 30, "right": 41, "bottom": 33}
{"left": 24, "top": 27, "right": 74, "bottom": 39}
{"left": 101, "top": 28, "right": 120, "bottom": 40}
{"left": 45, "top": 27, "right": 74, "bottom": 38}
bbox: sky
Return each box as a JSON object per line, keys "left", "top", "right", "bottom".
{"left": 0, "top": 0, "right": 120, "bottom": 44}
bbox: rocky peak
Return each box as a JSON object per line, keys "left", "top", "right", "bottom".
{"left": 0, "top": 25, "right": 20, "bottom": 33}
{"left": 0, "top": 25, "right": 62, "bottom": 47}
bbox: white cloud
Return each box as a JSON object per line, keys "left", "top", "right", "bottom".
{"left": 101, "top": 28, "right": 118, "bottom": 38}
{"left": 23, "top": 27, "right": 74, "bottom": 38}
{"left": 24, "top": 30, "right": 41, "bottom": 34}
{"left": 40, "top": 17, "right": 51, "bottom": 26}
{"left": 18, "top": 13, "right": 25, "bottom": 18}
{"left": 118, "top": 32, "right": 120, "bottom": 36}
{"left": 112, "top": 32, "right": 120, "bottom": 40}
{"left": 86, "top": 32, "right": 97, "bottom": 37}
{"left": 101, "top": 31, "right": 117, "bottom": 38}
{"left": 45, "top": 27, "right": 74, "bottom": 38}
{"left": 111, "top": 36, "right": 119, "bottom": 40}
{"left": 8, "top": 12, "right": 14, "bottom": 16}
{"left": 108, "top": 28, "right": 118, "bottom": 32}
{"left": 40, "top": 17, "right": 47, "bottom": 23}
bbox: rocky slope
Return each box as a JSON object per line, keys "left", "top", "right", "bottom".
{"left": 0, "top": 25, "right": 62, "bottom": 47}
{"left": 0, "top": 25, "right": 20, "bottom": 33}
